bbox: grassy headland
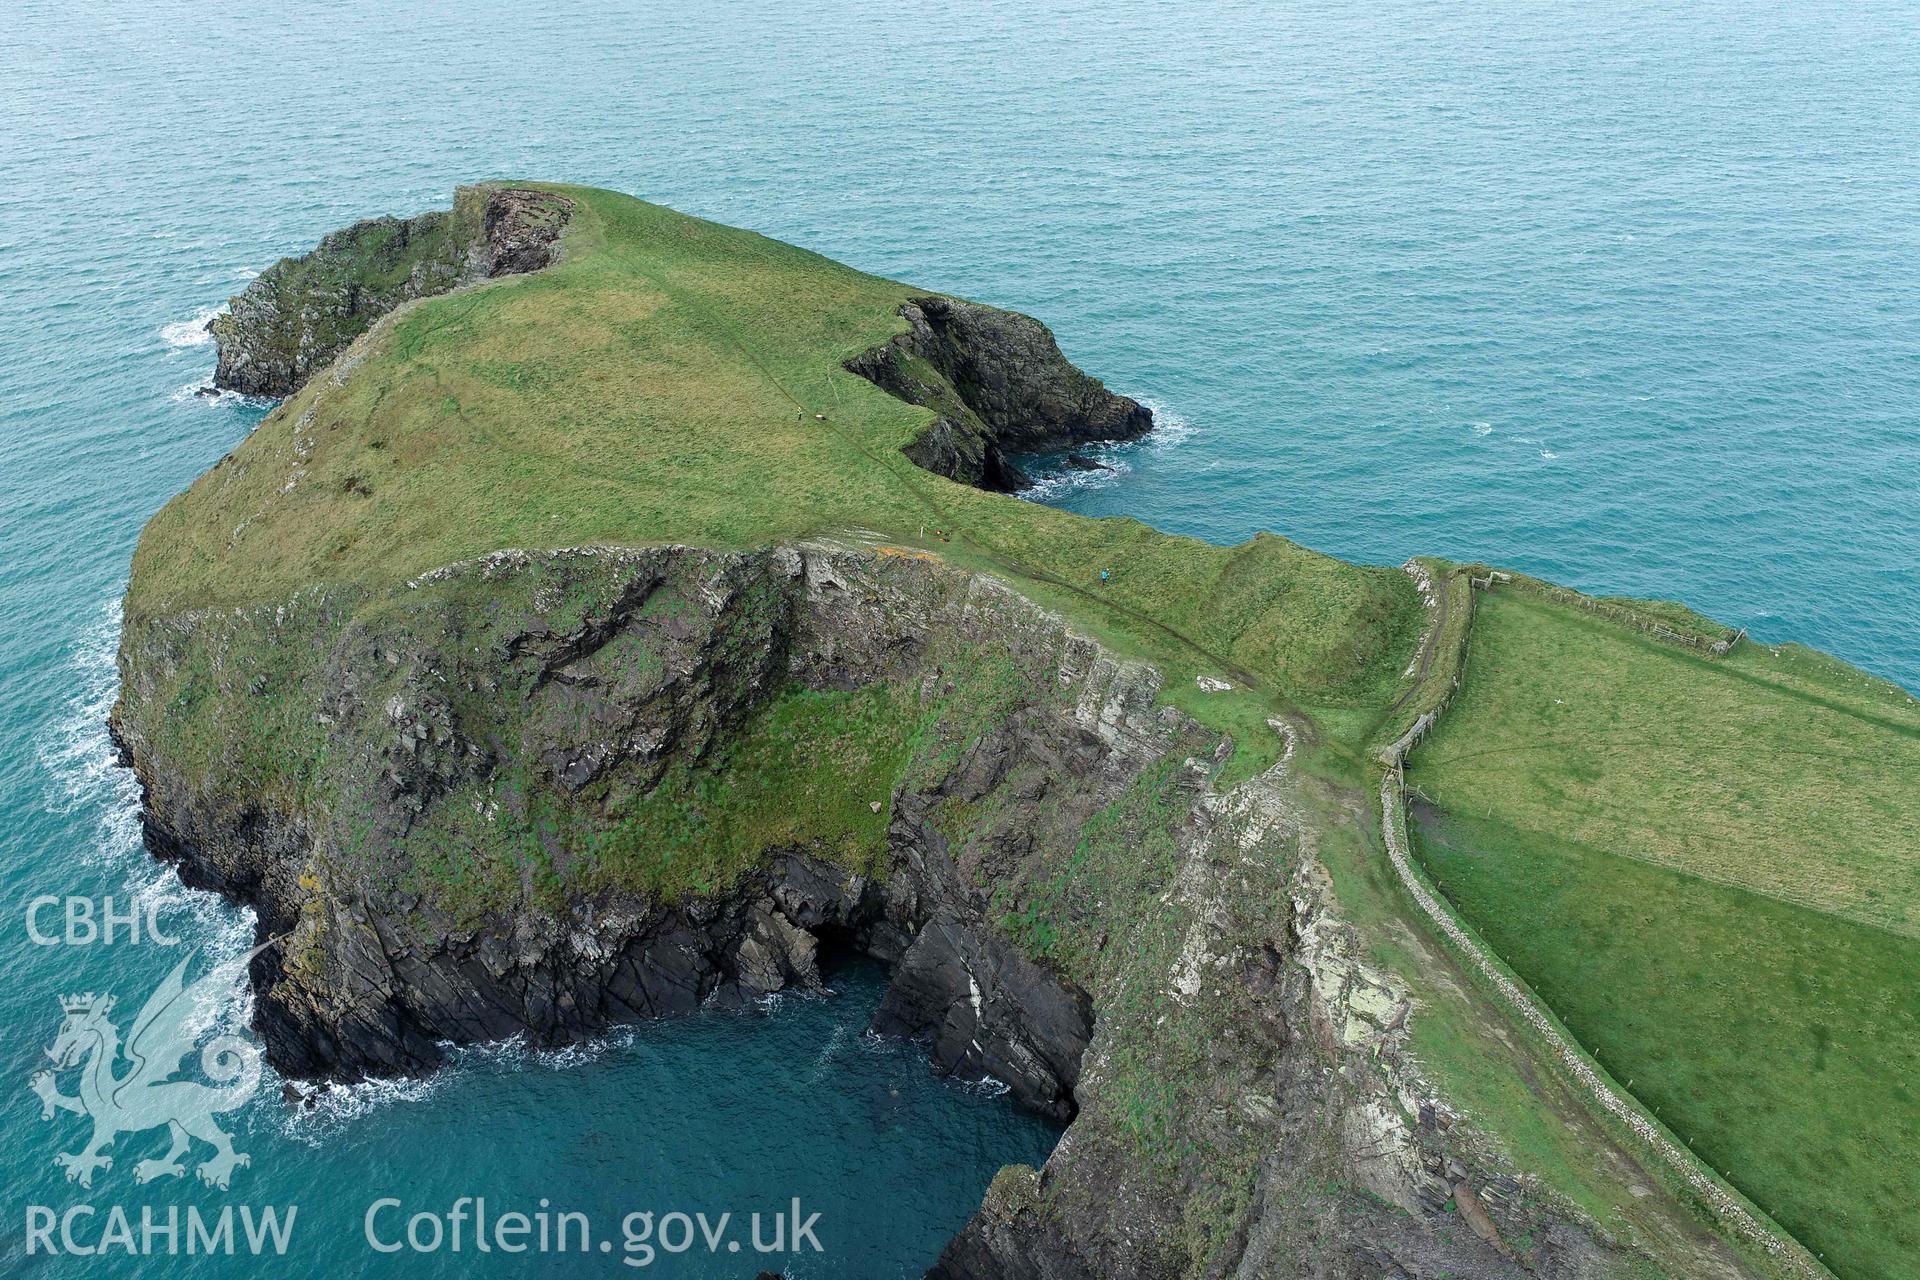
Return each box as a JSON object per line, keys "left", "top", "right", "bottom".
{"left": 121, "top": 182, "right": 1918, "bottom": 1277}
{"left": 133, "top": 185, "right": 1420, "bottom": 739}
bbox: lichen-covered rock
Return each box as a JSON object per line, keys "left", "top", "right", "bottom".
{"left": 209, "top": 185, "right": 571, "bottom": 397}
{"left": 846, "top": 296, "right": 1152, "bottom": 490}
{"left": 927, "top": 755, "right": 1627, "bottom": 1280}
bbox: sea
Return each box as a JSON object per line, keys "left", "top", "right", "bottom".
{"left": 1, "top": 2, "right": 1915, "bottom": 1275}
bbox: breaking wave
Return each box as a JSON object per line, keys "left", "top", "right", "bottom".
{"left": 1018, "top": 398, "right": 1196, "bottom": 502}
{"left": 34, "top": 597, "right": 257, "bottom": 1005}
{"left": 276, "top": 1072, "right": 449, "bottom": 1145}
{"left": 159, "top": 305, "right": 221, "bottom": 348}
{"left": 168, "top": 378, "right": 259, "bottom": 408}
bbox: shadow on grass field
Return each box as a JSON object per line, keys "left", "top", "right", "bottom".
{"left": 1412, "top": 591, "right": 1920, "bottom": 937}
{"left": 1413, "top": 806, "right": 1920, "bottom": 1279}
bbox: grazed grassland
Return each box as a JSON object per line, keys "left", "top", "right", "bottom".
{"left": 131, "top": 185, "right": 1419, "bottom": 723}
{"left": 1410, "top": 590, "right": 1920, "bottom": 1279}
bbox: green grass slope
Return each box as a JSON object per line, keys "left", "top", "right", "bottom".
{"left": 1409, "top": 589, "right": 1920, "bottom": 1280}
{"left": 130, "top": 184, "right": 1419, "bottom": 730}
{"left": 1415, "top": 591, "right": 1920, "bottom": 935}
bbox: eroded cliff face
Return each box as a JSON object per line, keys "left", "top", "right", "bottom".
{"left": 209, "top": 185, "right": 571, "bottom": 397}
{"left": 115, "top": 544, "right": 1616, "bottom": 1278}
{"left": 114, "top": 546, "right": 1189, "bottom": 1111}
{"left": 846, "top": 296, "right": 1153, "bottom": 490}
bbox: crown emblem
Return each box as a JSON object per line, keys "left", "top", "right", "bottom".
{"left": 60, "top": 993, "right": 114, "bottom": 1016}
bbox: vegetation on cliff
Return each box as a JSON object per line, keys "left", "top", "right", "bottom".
{"left": 208, "top": 184, "right": 571, "bottom": 396}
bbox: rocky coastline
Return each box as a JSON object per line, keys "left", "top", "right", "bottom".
{"left": 845, "top": 295, "right": 1153, "bottom": 490}
{"left": 118, "top": 538, "right": 1611, "bottom": 1277}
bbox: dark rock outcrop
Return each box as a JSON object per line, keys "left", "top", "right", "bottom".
{"left": 245, "top": 849, "right": 880, "bottom": 1081}
{"left": 870, "top": 784, "right": 1099, "bottom": 1120}
{"left": 846, "top": 296, "right": 1152, "bottom": 491}
{"left": 209, "top": 185, "right": 571, "bottom": 397}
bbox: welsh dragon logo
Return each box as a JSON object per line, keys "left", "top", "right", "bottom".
{"left": 30, "top": 948, "right": 264, "bottom": 1189}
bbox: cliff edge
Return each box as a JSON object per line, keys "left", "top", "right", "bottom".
{"left": 846, "top": 295, "right": 1153, "bottom": 490}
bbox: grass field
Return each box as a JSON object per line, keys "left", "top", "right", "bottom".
{"left": 1409, "top": 589, "right": 1920, "bottom": 1279}
{"left": 1414, "top": 591, "right": 1920, "bottom": 936}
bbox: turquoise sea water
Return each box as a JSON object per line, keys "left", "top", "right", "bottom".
{"left": 2, "top": 1, "right": 1916, "bottom": 1275}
